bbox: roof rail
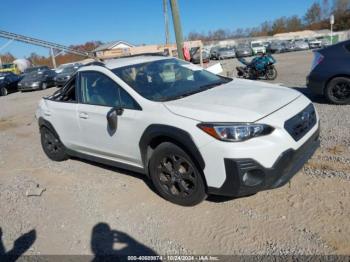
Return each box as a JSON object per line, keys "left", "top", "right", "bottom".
{"left": 83, "top": 61, "right": 105, "bottom": 67}
{"left": 126, "top": 52, "right": 167, "bottom": 57}
{"left": 103, "top": 52, "right": 168, "bottom": 61}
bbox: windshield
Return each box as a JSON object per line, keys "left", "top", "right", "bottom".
{"left": 112, "top": 58, "right": 231, "bottom": 102}
{"left": 24, "top": 67, "right": 45, "bottom": 74}
{"left": 252, "top": 43, "right": 263, "bottom": 47}
{"left": 219, "top": 47, "right": 231, "bottom": 51}
{"left": 61, "top": 66, "right": 77, "bottom": 74}
{"left": 2, "top": 64, "right": 14, "bottom": 69}
{"left": 237, "top": 44, "right": 249, "bottom": 49}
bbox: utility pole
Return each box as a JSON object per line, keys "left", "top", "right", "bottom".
{"left": 50, "top": 48, "right": 56, "bottom": 68}
{"left": 169, "top": 0, "right": 184, "bottom": 59}
{"left": 163, "top": 0, "right": 170, "bottom": 45}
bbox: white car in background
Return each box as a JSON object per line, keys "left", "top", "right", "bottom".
{"left": 36, "top": 55, "right": 320, "bottom": 206}
{"left": 307, "top": 38, "right": 322, "bottom": 49}
{"left": 251, "top": 41, "right": 266, "bottom": 55}
{"left": 55, "top": 62, "right": 82, "bottom": 74}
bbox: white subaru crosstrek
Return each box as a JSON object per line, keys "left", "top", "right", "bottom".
{"left": 36, "top": 55, "right": 320, "bottom": 206}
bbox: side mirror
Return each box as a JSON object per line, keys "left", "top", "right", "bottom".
{"left": 106, "top": 107, "right": 123, "bottom": 132}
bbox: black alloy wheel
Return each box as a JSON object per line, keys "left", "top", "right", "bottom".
{"left": 40, "top": 127, "right": 68, "bottom": 161}
{"left": 149, "top": 142, "right": 207, "bottom": 206}
{"left": 325, "top": 77, "right": 350, "bottom": 105}
{"left": 157, "top": 154, "right": 196, "bottom": 198}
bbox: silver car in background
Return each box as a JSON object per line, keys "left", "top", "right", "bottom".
{"left": 235, "top": 44, "right": 253, "bottom": 57}
{"left": 217, "top": 47, "right": 236, "bottom": 60}
{"left": 294, "top": 40, "right": 309, "bottom": 51}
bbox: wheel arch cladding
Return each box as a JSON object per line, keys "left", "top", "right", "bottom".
{"left": 139, "top": 124, "right": 206, "bottom": 174}
{"left": 38, "top": 117, "right": 59, "bottom": 138}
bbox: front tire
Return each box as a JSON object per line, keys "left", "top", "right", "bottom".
{"left": 41, "top": 82, "right": 48, "bottom": 90}
{"left": 325, "top": 77, "right": 350, "bottom": 105}
{"left": 0, "top": 87, "right": 8, "bottom": 96}
{"left": 266, "top": 67, "right": 277, "bottom": 80}
{"left": 149, "top": 142, "right": 207, "bottom": 206}
{"left": 40, "top": 127, "right": 68, "bottom": 161}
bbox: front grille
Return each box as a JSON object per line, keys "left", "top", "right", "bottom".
{"left": 284, "top": 103, "right": 317, "bottom": 141}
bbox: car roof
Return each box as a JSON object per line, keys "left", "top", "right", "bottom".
{"left": 103, "top": 55, "right": 171, "bottom": 69}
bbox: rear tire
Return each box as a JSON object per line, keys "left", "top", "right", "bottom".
{"left": 0, "top": 87, "right": 8, "bottom": 96}
{"left": 149, "top": 142, "right": 207, "bottom": 206}
{"left": 325, "top": 77, "right": 350, "bottom": 105}
{"left": 40, "top": 127, "right": 68, "bottom": 161}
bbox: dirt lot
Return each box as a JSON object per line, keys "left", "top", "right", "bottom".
{"left": 0, "top": 50, "right": 349, "bottom": 257}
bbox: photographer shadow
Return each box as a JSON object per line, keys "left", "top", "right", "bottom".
{"left": 0, "top": 227, "right": 36, "bottom": 262}
{"left": 91, "top": 223, "right": 158, "bottom": 261}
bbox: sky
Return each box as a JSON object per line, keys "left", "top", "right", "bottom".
{"left": 1, "top": 0, "right": 316, "bottom": 58}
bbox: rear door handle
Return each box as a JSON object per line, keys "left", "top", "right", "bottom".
{"left": 79, "top": 112, "right": 89, "bottom": 119}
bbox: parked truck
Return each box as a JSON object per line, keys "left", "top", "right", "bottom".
{"left": 0, "top": 59, "right": 31, "bottom": 75}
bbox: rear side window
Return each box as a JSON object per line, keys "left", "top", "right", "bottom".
{"left": 79, "top": 71, "right": 140, "bottom": 109}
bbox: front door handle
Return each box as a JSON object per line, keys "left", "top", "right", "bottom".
{"left": 79, "top": 112, "right": 89, "bottom": 119}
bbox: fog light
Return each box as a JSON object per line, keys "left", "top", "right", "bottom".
{"left": 242, "top": 170, "right": 264, "bottom": 187}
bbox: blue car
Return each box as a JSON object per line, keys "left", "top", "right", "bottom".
{"left": 307, "top": 40, "right": 350, "bottom": 104}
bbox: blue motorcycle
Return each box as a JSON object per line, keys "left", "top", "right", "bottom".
{"left": 236, "top": 54, "right": 277, "bottom": 80}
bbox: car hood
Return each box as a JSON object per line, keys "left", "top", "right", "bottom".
{"left": 163, "top": 79, "right": 301, "bottom": 122}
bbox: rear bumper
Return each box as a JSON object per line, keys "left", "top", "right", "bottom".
{"left": 208, "top": 126, "right": 320, "bottom": 197}
{"left": 307, "top": 73, "right": 326, "bottom": 96}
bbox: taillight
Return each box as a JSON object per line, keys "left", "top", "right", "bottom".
{"left": 311, "top": 52, "right": 324, "bottom": 71}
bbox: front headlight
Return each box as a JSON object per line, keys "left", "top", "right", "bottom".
{"left": 197, "top": 123, "right": 274, "bottom": 142}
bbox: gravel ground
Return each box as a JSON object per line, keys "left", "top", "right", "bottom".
{"left": 0, "top": 50, "right": 349, "bottom": 257}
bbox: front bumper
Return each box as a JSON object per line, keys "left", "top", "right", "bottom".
{"left": 18, "top": 82, "right": 42, "bottom": 91}
{"left": 236, "top": 52, "right": 251, "bottom": 57}
{"left": 208, "top": 126, "right": 320, "bottom": 197}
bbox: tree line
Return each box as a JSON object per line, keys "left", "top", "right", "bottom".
{"left": 187, "top": 0, "right": 350, "bottom": 41}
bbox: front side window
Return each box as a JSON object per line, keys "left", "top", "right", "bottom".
{"left": 112, "top": 58, "right": 231, "bottom": 101}
{"left": 79, "top": 71, "right": 139, "bottom": 109}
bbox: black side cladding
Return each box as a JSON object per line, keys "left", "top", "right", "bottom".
{"left": 38, "top": 117, "right": 60, "bottom": 138}
{"left": 139, "top": 124, "right": 205, "bottom": 173}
